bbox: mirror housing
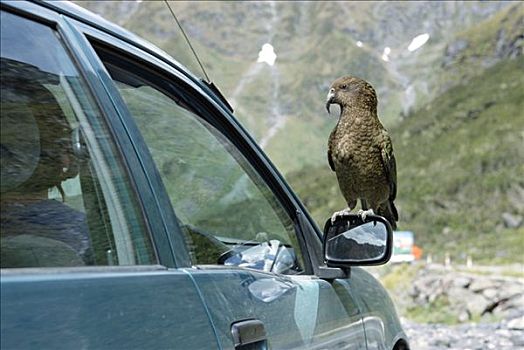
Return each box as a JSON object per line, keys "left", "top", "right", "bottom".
{"left": 323, "top": 214, "right": 393, "bottom": 267}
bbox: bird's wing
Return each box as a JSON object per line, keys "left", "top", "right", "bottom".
{"left": 327, "top": 128, "right": 336, "bottom": 171}
{"left": 379, "top": 129, "right": 397, "bottom": 201}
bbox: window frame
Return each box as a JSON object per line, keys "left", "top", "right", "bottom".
{"left": 93, "top": 47, "right": 306, "bottom": 272}
{"left": 65, "top": 17, "right": 323, "bottom": 274}
{"left": 0, "top": 2, "right": 164, "bottom": 268}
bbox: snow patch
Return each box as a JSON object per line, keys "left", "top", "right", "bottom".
{"left": 408, "top": 33, "right": 430, "bottom": 52}
{"left": 257, "top": 43, "right": 277, "bottom": 66}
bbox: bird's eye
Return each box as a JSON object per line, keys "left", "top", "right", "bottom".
{"left": 341, "top": 84, "right": 347, "bottom": 89}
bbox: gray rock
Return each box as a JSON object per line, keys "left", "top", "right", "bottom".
{"left": 407, "top": 286, "right": 419, "bottom": 298}
{"left": 458, "top": 309, "right": 471, "bottom": 322}
{"left": 483, "top": 288, "right": 498, "bottom": 300}
{"left": 443, "top": 39, "right": 469, "bottom": 67}
{"left": 469, "top": 278, "right": 498, "bottom": 292}
{"left": 447, "top": 285, "right": 475, "bottom": 303}
{"left": 511, "top": 333, "right": 524, "bottom": 347}
{"left": 466, "top": 293, "right": 491, "bottom": 316}
{"left": 508, "top": 316, "right": 524, "bottom": 330}
{"left": 498, "top": 304, "right": 524, "bottom": 320}
{"left": 498, "top": 285, "right": 523, "bottom": 300}
{"left": 501, "top": 212, "right": 523, "bottom": 228}
{"left": 452, "top": 276, "right": 472, "bottom": 288}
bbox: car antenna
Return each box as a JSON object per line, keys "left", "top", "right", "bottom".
{"left": 163, "top": 0, "right": 210, "bottom": 82}
{"left": 162, "top": 1, "right": 233, "bottom": 112}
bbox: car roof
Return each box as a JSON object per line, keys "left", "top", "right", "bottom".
{"left": 36, "top": 1, "right": 236, "bottom": 113}
{"left": 39, "top": 0, "right": 196, "bottom": 79}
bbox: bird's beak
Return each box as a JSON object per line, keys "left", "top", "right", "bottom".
{"left": 326, "top": 89, "right": 335, "bottom": 114}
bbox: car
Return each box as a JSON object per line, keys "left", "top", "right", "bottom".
{"left": 0, "top": 1, "right": 409, "bottom": 349}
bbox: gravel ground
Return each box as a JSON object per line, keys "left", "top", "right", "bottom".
{"left": 403, "top": 317, "right": 524, "bottom": 350}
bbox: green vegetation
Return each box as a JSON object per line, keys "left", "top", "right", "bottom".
{"left": 392, "top": 58, "right": 524, "bottom": 263}
{"left": 439, "top": 3, "right": 524, "bottom": 87}
{"left": 405, "top": 295, "right": 457, "bottom": 325}
{"left": 380, "top": 264, "right": 422, "bottom": 291}
{"left": 372, "top": 264, "right": 460, "bottom": 324}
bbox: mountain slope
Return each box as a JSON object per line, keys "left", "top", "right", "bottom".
{"left": 74, "top": 1, "right": 515, "bottom": 174}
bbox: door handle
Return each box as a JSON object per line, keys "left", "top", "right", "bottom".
{"left": 231, "top": 319, "right": 267, "bottom": 349}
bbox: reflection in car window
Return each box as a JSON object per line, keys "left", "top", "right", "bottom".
{"left": 97, "top": 52, "right": 304, "bottom": 274}
{"left": 0, "top": 11, "right": 155, "bottom": 267}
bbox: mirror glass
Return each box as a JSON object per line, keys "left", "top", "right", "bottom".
{"left": 326, "top": 221, "right": 388, "bottom": 262}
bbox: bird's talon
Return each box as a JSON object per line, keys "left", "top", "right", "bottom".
{"left": 331, "top": 208, "right": 352, "bottom": 224}
{"left": 358, "top": 209, "right": 375, "bottom": 221}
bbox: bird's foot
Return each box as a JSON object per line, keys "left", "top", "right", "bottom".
{"left": 357, "top": 208, "right": 375, "bottom": 221}
{"left": 331, "top": 208, "right": 352, "bottom": 224}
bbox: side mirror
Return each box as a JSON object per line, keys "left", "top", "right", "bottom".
{"left": 323, "top": 214, "right": 393, "bottom": 267}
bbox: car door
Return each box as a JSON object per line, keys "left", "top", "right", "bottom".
{"left": 70, "top": 14, "right": 369, "bottom": 349}
{"left": 0, "top": 3, "right": 219, "bottom": 349}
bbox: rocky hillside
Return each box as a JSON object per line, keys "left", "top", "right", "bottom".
{"left": 376, "top": 263, "right": 524, "bottom": 349}
{"left": 405, "top": 265, "right": 523, "bottom": 323}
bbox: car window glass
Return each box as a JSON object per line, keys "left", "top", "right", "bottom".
{"left": 0, "top": 11, "right": 155, "bottom": 268}
{"left": 95, "top": 50, "right": 304, "bottom": 274}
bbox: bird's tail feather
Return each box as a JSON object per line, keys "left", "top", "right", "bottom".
{"left": 378, "top": 200, "right": 398, "bottom": 230}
